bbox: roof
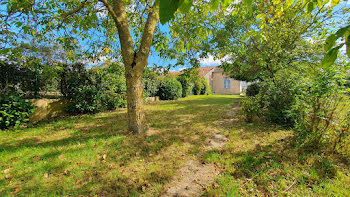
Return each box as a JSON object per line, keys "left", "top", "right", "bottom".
{"left": 168, "top": 71, "right": 182, "bottom": 76}
{"left": 197, "top": 66, "right": 216, "bottom": 77}
{"left": 168, "top": 66, "right": 217, "bottom": 77}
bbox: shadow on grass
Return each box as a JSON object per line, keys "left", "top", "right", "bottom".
{"left": 202, "top": 119, "right": 349, "bottom": 196}
{"left": 0, "top": 95, "right": 242, "bottom": 196}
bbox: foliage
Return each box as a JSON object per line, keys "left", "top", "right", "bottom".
{"left": 62, "top": 63, "right": 127, "bottom": 114}
{"left": 0, "top": 61, "right": 58, "bottom": 97}
{"left": 1, "top": 95, "right": 349, "bottom": 196}
{"left": 201, "top": 77, "right": 211, "bottom": 95}
{"left": 246, "top": 83, "right": 260, "bottom": 97}
{"left": 289, "top": 66, "right": 350, "bottom": 151}
{"left": 69, "top": 84, "right": 101, "bottom": 114}
{"left": 59, "top": 63, "right": 90, "bottom": 98}
{"left": 0, "top": 91, "right": 35, "bottom": 129}
{"left": 193, "top": 77, "right": 204, "bottom": 95}
{"left": 177, "top": 74, "right": 193, "bottom": 97}
{"left": 212, "top": 0, "right": 331, "bottom": 82}
{"left": 143, "top": 67, "right": 161, "bottom": 97}
{"left": 158, "top": 77, "right": 182, "bottom": 100}
{"left": 241, "top": 95, "right": 264, "bottom": 122}
{"left": 193, "top": 75, "right": 211, "bottom": 95}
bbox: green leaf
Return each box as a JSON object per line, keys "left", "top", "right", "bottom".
{"left": 221, "top": 0, "right": 231, "bottom": 9}
{"left": 345, "top": 29, "right": 350, "bottom": 57}
{"left": 210, "top": 0, "right": 220, "bottom": 12}
{"left": 159, "top": 0, "right": 180, "bottom": 24}
{"left": 321, "top": 44, "right": 344, "bottom": 68}
{"left": 178, "top": 0, "right": 193, "bottom": 13}
{"left": 324, "top": 34, "right": 337, "bottom": 52}
{"left": 331, "top": 0, "right": 340, "bottom": 6}
{"left": 335, "top": 25, "right": 350, "bottom": 37}
{"left": 244, "top": 0, "right": 253, "bottom": 10}
{"left": 307, "top": 2, "right": 314, "bottom": 13}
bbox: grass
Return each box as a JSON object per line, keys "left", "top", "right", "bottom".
{"left": 0, "top": 95, "right": 349, "bottom": 196}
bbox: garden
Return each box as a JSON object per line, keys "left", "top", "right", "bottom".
{"left": 1, "top": 0, "right": 350, "bottom": 196}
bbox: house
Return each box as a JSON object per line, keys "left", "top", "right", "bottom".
{"left": 170, "top": 66, "right": 248, "bottom": 95}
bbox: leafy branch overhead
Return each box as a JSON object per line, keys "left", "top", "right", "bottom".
{"left": 323, "top": 25, "right": 350, "bottom": 67}
{"left": 159, "top": 0, "right": 254, "bottom": 24}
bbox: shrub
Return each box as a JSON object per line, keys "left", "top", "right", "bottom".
{"left": 99, "top": 64, "right": 127, "bottom": 109}
{"left": 158, "top": 77, "right": 182, "bottom": 100}
{"left": 0, "top": 92, "right": 35, "bottom": 129}
{"left": 177, "top": 75, "right": 193, "bottom": 97}
{"left": 59, "top": 63, "right": 90, "bottom": 98}
{"left": 193, "top": 77, "right": 204, "bottom": 95}
{"left": 69, "top": 84, "right": 101, "bottom": 113}
{"left": 192, "top": 75, "right": 211, "bottom": 95}
{"left": 63, "top": 63, "right": 127, "bottom": 114}
{"left": 241, "top": 94, "right": 266, "bottom": 122}
{"left": 200, "top": 77, "right": 212, "bottom": 95}
{"left": 289, "top": 67, "right": 350, "bottom": 151}
{"left": 246, "top": 83, "right": 260, "bottom": 97}
{"left": 143, "top": 77, "right": 161, "bottom": 97}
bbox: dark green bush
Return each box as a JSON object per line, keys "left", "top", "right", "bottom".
{"left": 177, "top": 75, "right": 193, "bottom": 97}
{"left": 63, "top": 63, "right": 127, "bottom": 114}
{"left": 69, "top": 84, "right": 101, "bottom": 113}
{"left": 59, "top": 63, "right": 90, "bottom": 98}
{"left": 0, "top": 92, "right": 35, "bottom": 129}
{"left": 246, "top": 83, "right": 260, "bottom": 97}
{"left": 158, "top": 77, "right": 182, "bottom": 100}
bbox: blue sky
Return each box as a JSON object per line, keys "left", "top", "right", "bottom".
{"left": 1, "top": 1, "right": 349, "bottom": 70}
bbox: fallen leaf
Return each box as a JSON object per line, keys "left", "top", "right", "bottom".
{"left": 142, "top": 186, "right": 146, "bottom": 192}
{"left": 44, "top": 173, "right": 49, "bottom": 178}
{"left": 33, "top": 156, "right": 41, "bottom": 162}
{"left": 5, "top": 174, "right": 13, "bottom": 179}
{"left": 3, "top": 168, "right": 11, "bottom": 174}
{"left": 11, "top": 188, "right": 20, "bottom": 194}
{"left": 58, "top": 155, "right": 64, "bottom": 160}
{"left": 103, "top": 154, "right": 107, "bottom": 160}
{"left": 64, "top": 169, "right": 70, "bottom": 175}
{"left": 101, "top": 160, "right": 106, "bottom": 164}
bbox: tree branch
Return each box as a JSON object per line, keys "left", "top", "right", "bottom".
{"left": 99, "top": 0, "right": 135, "bottom": 66}
{"left": 62, "top": 0, "right": 89, "bottom": 18}
{"left": 135, "top": 0, "right": 160, "bottom": 70}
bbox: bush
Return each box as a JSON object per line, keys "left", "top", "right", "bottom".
{"left": 0, "top": 92, "right": 35, "bottom": 129}
{"left": 289, "top": 67, "right": 350, "bottom": 151}
{"left": 177, "top": 75, "right": 193, "bottom": 97}
{"left": 201, "top": 77, "right": 212, "bottom": 95}
{"left": 240, "top": 65, "right": 350, "bottom": 154}
{"left": 62, "top": 63, "right": 127, "bottom": 114}
{"left": 158, "top": 77, "right": 182, "bottom": 100}
{"left": 193, "top": 76, "right": 210, "bottom": 95}
{"left": 59, "top": 63, "right": 90, "bottom": 98}
{"left": 246, "top": 83, "right": 260, "bottom": 97}
{"left": 69, "top": 84, "right": 101, "bottom": 113}
{"left": 193, "top": 77, "right": 204, "bottom": 95}
{"left": 241, "top": 94, "right": 266, "bottom": 122}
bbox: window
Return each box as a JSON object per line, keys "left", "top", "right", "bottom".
{"left": 224, "top": 78, "right": 231, "bottom": 89}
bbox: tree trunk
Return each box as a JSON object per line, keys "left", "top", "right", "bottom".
{"left": 125, "top": 65, "right": 147, "bottom": 134}
{"left": 100, "top": 0, "right": 159, "bottom": 133}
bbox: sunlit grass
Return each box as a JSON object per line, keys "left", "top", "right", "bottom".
{"left": 0, "top": 95, "right": 238, "bottom": 196}
{"left": 0, "top": 95, "right": 348, "bottom": 196}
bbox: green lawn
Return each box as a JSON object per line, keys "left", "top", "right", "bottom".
{"left": 0, "top": 95, "right": 349, "bottom": 196}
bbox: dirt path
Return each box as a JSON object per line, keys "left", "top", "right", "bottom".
{"left": 160, "top": 133, "right": 227, "bottom": 197}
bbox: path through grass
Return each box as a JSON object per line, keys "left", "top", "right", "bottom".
{"left": 0, "top": 95, "right": 349, "bottom": 196}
